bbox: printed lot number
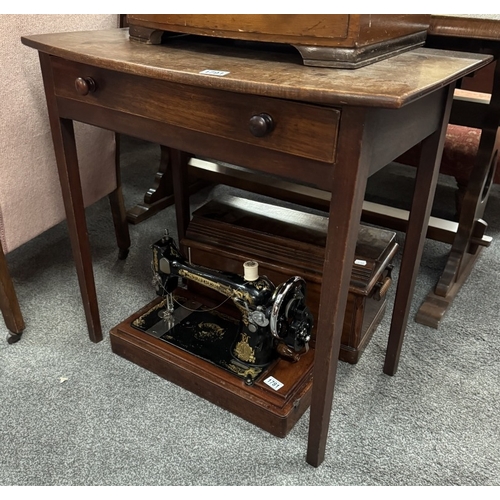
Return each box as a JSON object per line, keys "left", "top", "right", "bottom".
{"left": 264, "top": 376, "right": 284, "bottom": 391}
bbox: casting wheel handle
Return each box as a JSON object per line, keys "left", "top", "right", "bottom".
{"left": 374, "top": 277, "right": 392, "bottom": 301}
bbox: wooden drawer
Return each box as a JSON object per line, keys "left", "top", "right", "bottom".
{"left": 51, "top": 57, "right": 340, "bottom": 163}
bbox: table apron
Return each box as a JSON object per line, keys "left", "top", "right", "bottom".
{"left": 363, "top": 88, "right": 449, "bottom": 176}
{"left": 55, "top": 96, "right": 336, "bottom": 189}
{"left": 50, "top": 57, "right": 340, "bottom": 164}
{"left": 54, "top": 85, "right": 449, "bottom": 191}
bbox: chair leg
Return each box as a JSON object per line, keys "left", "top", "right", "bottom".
{"left": 0, "top": 241, "right": 25, "bottom": 343}
{"left": 108, "top": 187, "right": 131, "bottom": 259}
{"left": 109, "top": 134, "right": 131, "bottom": 260}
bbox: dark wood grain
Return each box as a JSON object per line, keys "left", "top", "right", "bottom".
{"left": 307, "top": 106, "right": 370, "bottom": 467}
{"left": 21, "top": 28, "right": 490, "bottom": 468}
{"left": 108, "top": 133, "right": 131, "bottom": 259}
{"left": 437, "top": 61, "right": 500, "bottom": 297}
{"left": 50, "top": 57, "right": 340, "bottom": 163}
{"left": 384, "top": 85, "right": 455, "bottom": 375}
{"left": 412, "top": 16, "right": 500, "bottom": 328}
{"left": 430, "top": 15, "right": 500, "bottom": 41}
{"left": 170, "top": 148, "right": 191, "bottom": 245}
{"left": 21, "top": 30, "right": 491, "bottom": 109}
{"left": 126, "top": 15, "right": 430, "bottom": 69}
{"left": 39, "top": 52, "right": 102, "bottom": 343}
{"left": 126, "top": 14, "right": 430, "bottom": 46}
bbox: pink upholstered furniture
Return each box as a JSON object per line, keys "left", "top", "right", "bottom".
{"left": 0, "top": 15, "right": 130, "bottom": 343}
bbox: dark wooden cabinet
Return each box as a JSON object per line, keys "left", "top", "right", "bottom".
{"left": 182, "top": 196, "right": 398, "bottom": 364}
{"left": 127, "top": 14, "right": 431, "bottom": 68}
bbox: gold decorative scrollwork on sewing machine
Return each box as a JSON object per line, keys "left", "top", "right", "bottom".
{"left": 139, "top": 232, "right": 313, "bottom": 385}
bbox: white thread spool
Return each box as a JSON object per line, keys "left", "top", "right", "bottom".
{"left": 243, "top": 261, "right": 259, "bottom": 281}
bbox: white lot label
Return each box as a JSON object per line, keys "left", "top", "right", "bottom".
{"left": 355, "top": 259, "right": 367, "bottom": 266}
{"left": 199, "top": 69, "right": 230, "bottom": 76}
{"left": 264, "top": 376, "right": 284, "bottom": 391}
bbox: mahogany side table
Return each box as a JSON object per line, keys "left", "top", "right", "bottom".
{"left": 21, "top": 28, "right": 490, "bottom": 467}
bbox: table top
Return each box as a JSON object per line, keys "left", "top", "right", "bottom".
{"left": 430, "top": 14, "right": 500, "bottom": 41}
{"left": 21, "top": 28, "right": 492, "bottom": 109}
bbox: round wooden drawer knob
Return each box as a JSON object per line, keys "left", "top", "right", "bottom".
{"left": 74, "top": 77, "right": 97, "bottom": 96}
{"left": 249, "top": 113, "right": 274, "bottom": 137}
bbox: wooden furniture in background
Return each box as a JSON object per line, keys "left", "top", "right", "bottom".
{"left": 125, "top": 146, "right": 208, "bottom": 224}
{"left": 183, "top": 195, "right": 398, "bottom": 364}
{"left": 21, "top": 28, "right": 489, "bottom": 467}
{"left": 126, "top": 14, "right": 431, "bottom": 68}
{"left": 412, "top": 15, "right": 500, "bottom": 327}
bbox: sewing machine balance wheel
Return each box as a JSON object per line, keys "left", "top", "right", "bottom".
{"left": 270, "top": 276, "right": 313, "bottom": 350}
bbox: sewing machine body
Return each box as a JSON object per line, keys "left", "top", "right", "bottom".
{"left": 109, "top": 234, "right": 316, "bottom": 436}
{"left": 146, "top": 234, "right": 312, "bottom": 383}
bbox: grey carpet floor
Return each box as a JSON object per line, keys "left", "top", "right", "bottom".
{"left": 1, "top": 135, "right": 499, "bottom": 486}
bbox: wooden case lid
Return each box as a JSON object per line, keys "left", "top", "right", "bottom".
{"left": 186, "top": 195, "right": 398, "bottom": 294}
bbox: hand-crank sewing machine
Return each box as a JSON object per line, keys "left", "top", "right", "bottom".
{"left": 146, "top": 232, "right": 313, "bottom": 385}
{"left": 110, "top": 230, "right": 317, "bottom": 437}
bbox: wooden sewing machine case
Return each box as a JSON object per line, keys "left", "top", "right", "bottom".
{"left": 126, "top": 14, "right": 431, "bottom": 68}
{"left": 110, "top": 196, "right": 397, "bottom": 436}
{"left": 182, "top": 195, "right": 399, "bottom": 364}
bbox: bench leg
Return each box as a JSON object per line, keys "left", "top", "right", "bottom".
{"left": 415, "top": 57, "right": 500, "bottom": 328}
{"left": 109, "top": 134, "right": 131, "bottom": 259}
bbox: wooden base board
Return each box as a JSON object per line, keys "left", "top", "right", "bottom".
{"left": 126, "top": 179, "right": 207, "bottom": 224}
{"left": 341, "top": 300, "right": 388, "bottom": 364}
{"left": 415, "top": 248, "right": 484, "bottom": 328}
{"left": 110, "top": 295, "right": 314, "bottom": 437}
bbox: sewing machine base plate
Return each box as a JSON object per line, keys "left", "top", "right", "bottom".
{"left": 110, "top": 292, "right": 315, "bottom": 437}
{"left": 128, "top": 294, "right": 267, "bottom": 384}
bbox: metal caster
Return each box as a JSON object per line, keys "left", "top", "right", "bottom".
{"left": 7, "top": 332, "right": 22, "bottom": 344}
